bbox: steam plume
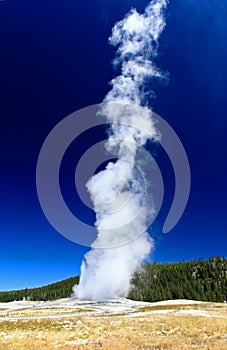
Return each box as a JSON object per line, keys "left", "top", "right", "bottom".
{"left": 74, "top": 0, "right": 168, "bottom": 300}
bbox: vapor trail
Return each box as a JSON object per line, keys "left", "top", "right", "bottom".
{"left": 74, "top": 0, "right": 168, "bottom": 300}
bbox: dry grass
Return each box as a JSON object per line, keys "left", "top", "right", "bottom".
{"left": 0, "top": 307, "right": 92, "bottom": 319}
{"left": 0, "top": 303, "right": 226, "bottom": 350}
{"left": 138, "top": 302, "right": 227, "bottom": 313}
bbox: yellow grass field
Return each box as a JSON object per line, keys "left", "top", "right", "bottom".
{"left": 0, "top": 299, "right": 226, "bottom": 350}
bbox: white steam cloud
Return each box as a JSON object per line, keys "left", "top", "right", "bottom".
{"left": 73, "top": 0, "right": 168, "bottom": 300}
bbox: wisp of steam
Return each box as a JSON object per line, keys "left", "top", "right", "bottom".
{"left": 74, "top": 0, "right": 168, "bottom": 300}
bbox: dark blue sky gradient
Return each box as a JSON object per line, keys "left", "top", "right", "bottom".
{"left": 0, "top": 0, "right": 226, "bottom": 291}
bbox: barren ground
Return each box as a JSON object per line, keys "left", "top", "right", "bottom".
{"left": 0, "top": 298, "right": 226, "bottom": 349}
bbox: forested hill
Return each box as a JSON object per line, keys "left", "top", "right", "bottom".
{"left": 0, "top": 276, "right": 79, "bottom": 303}
{"left": 0, "top": 257, "right": 226, "bottom": 303}
{"left": 129, "top": 256, "right": 227, "bottom": 303}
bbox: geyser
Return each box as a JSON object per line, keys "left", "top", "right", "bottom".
{"left": 74, "top": 0, "right": 168, "bottom": 300}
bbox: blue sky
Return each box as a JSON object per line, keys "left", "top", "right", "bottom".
{"left": 0, "top": 0, "right": 226, "bottom": 291}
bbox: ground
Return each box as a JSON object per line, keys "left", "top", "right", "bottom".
{"left": 0, "top": 298, "right": 226, "bottom": 349}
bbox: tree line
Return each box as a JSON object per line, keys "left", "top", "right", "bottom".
{"left": 128, "top": 256, "right": 227, "bottom": 302}
{"left": 0, "top": 257, "right": 226, "bottom": 303}
{"left": 0, "top": 276, "right": 79, "bottom": 303}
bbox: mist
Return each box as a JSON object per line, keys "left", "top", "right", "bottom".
{"left": 73, "top": 0, "right": 168, "bottom": 300}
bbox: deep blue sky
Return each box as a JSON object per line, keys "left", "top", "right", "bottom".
{"left": 0, "top": 0, "right": 226, "bottom": 291}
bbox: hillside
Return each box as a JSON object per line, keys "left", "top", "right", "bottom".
{"left": 0, "top": 257, "right": 226, "bottom": 303}
{"left": 129, "top": 256, "right": 227, "bottom": 303}
{"left": 0, "top": 276, "right": 79, "bottom": 303}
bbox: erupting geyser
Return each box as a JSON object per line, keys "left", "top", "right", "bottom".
{"left": 73, "top": 0, "right": 168, "bottom": 300}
